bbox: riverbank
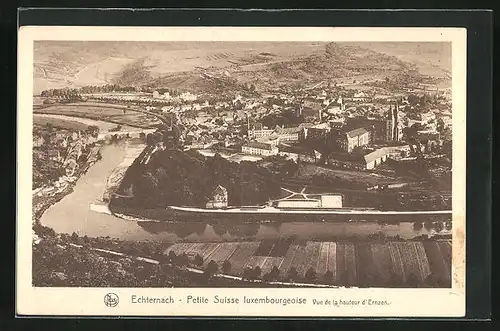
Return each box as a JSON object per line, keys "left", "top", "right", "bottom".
{"left": 31, "top": 138, "right": 453, "bottom": 288}
{"left": 32, "top": 144, "right": 102, "bottom": 224}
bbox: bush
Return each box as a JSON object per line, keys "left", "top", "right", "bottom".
{"left": 222, "top": 260, "right": 231, "bottom": 274}
{"left": 205, "top": 260, "right": 218, "bottom": 277}
{"left": 305, "top": 268, "right": 316, "bottom": 283}
{"left": 194, "top": 254, "right": 204, "bottom": 267}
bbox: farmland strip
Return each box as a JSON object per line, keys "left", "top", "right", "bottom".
{"left": 336, "top": 244, "right": 346, "bottom": 284}
{"left": 370, "top": 243, "right": 392, "bottom": 284}
{"left": 290, "top": 245, "right": 308, "bottom": 277}
{"left": 228, "top": 242, "right": 260, "bottom": 275}
{"left": 278, "top": 244, "right": 300, "bottom": 275}
{"left": 184, "top": 243, "right": 204, "bottom": 255}
{"left": 414, "top": 242, "right": 431, "bottom": 281}
{"left": 345, "top": 244, "right": 357, "bottom": 285}
{"left": 437, "top": 241, "right": 452, "bottom": 284}
{"left": 397, "top": 242, "right": 421, "bottom": 284}
{"left": 356, "top": 243, "right": 378, "bottom": 287}
{"left": 202, "top": 243, "right": 222, "bottom": 262}
{"left": 261, "top": 257, "right": 285, "bottom": 275}
{"left": 327, "top": 242, "right": 337, "bottom": 282}
{"left": 388, "top": 242, "right": 406, "bottom": 282}
{"left": 422, "top": 241, "right": 450, "bottom": 286}
{"left": 316, "top": 242, "right": 330, "bottom": 275}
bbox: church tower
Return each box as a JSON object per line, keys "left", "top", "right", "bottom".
{"left": 393, "top": 101, "right": 400, "bottom": 141}
{"left": 386, "top": 101, "right": 401, "bottom": 142}
{"left": 386, "top": 105, "right": 395, "bottom": 141}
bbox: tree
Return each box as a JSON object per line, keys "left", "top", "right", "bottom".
{"left": 205, "top": 260, "right": 218, "bottom": 277}
{"left": 267, "top": 266, "right": 280, "bottom": 281}
{"left": 287, "top": 267, "right": 299, "bottom": 283}
{"left": 242, "top": 267, "right": 253, "bottom": 280}
{"left": 222, "top": 260, "right": 231, "bottom": 274}
{"left": 194, "top": 254, "right": 204, "bottom": 267}
{"left": 436, "top": 118, "right": 445, "bottom": 133}
{"left": 168, "top": 250, "right": 177, "bottom": 263}
{"left": 252, "top": 266, "right": 262, "bottom": 279}
{"left": 305, "top": 267, "right": 316, "bottom": 283}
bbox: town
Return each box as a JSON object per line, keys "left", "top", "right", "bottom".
{"left": 36, "top": 79, "right": 452, "bottom": 180}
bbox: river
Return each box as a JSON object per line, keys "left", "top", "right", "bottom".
{"left": 39, "top": 142, "right": 451, "bottom": 243}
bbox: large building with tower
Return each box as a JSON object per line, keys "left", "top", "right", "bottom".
{"left": 385, "top": 102, "right": 403, "bottom": 142}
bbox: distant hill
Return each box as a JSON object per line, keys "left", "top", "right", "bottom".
{"left": 33, "top": 41, "right": 451, "bottom": 95}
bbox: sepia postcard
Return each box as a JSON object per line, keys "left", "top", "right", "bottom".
{"left": 17, "top": 26, "right": 466, "bottom": 317}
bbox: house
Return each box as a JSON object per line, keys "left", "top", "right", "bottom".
{"left": 362, "top": 148, "right": 390, "bottom": 170}
{"left": 328, "top": 148, "right": 390, "bottom": 170}
{"left": 345, "top": 117, "right": 386, "bottom": 142}
{"left": 242, "top": 141, "right": 278, "bottom": 156}
{"left": 350, "top": 91, "right": 369, "bottom": 102}
{"left": 338, "top": 128, "right": 371, "bottom": 153}
{"left": 299, "top": 149, "right": 319, "bottom": 163}
{"left": 439, "top": 115, "right": 452, "bottom": 130}
{"left": 258, "top": 134, "right": 281, "bottom": 147}
{"left": 248, "top": 123, "right": 274, "bottom": 139}
{"left": 274, "top": 126, "right": 303, "bottom": 142}
{"left": 206, "top": 185, "right": 228, "bottom": 209}
{"left": 180, "top": 92, "right": 197, "bottom": 101}
{"left": 328, "top": 152, "right": 366, "bottom": 170}
{"left": 33, "top": 135, "right": 44, "bottom": 147}
{"left": 304, "top": 123, "right": 331, "bottom": 140}
{"left": 302, "top": 99, "right": 324, "bottom": 118}
{"left": 278, "top": 146, "right": 299, "bottom": 162}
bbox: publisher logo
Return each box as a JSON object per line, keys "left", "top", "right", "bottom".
{"left": 104, "top": 293, "right": 119, "bottom": 307}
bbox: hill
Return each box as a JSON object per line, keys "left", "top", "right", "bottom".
{"left": 113, "top": 149, "right": 283, "bottom": 209}
{"left": 33, "top": 41, "right": 451, "bottom": 94}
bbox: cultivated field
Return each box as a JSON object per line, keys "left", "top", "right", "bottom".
{"left": 164, "top": 239, "right": 452, "bottom": 287}
{"left": 33, "top": 115, "right": 90, "bottom": 131}
{"left": 34, "top": 103, "right": 161, "bottom": 128}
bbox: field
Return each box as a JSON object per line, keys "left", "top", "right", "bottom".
{"left": 34, "top": 103, "right": 161, "bottom": 128}
{"left": 165, "top": 239, "right": 452, "bottom": 287}
{"left": 33, "top": 115, "right": 90, "bottom": 131}
{"left": 33, "top": 41, "right": 451, "bottom": 94}
{"left": 294, "top": 164, "right": 406, "bottom": 186}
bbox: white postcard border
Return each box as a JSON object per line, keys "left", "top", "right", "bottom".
{"left": 17, "top": 26, "right": 466, "bottom": 317}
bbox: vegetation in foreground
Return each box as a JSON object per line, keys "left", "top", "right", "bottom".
{"left": 32, "top": 224, "right": 451, "bottom": 288}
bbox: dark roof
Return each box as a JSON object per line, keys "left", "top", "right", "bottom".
{"left": 214, "top": 185, "right": 227, "bottom": 194}
{"left": 278, "top": 145, "right": 303, "bottom": 154}
{"left": 345, "top": 127, "right": 369, "bottom": 138}
{"left": 328, "top": 152, "right": 364, "bottom": 164}
{"left": 275, "top": 126, "right": 302, "bottom": 134}
{"left": 244, "top": 141, "right": 274, "bottom": 151}
{"left": 329, "top": 148, "right": 390, "bottom": 165}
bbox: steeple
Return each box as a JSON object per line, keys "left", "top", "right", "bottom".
{"left": 387, "top": 105, "right": 393, "bottom": 119}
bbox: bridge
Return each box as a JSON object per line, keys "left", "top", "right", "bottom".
{"left": 95, "top": 106, "right": 181, "bottom": 142}
{"left": 97, "top": 129, "right": 156, "bottom": 141}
